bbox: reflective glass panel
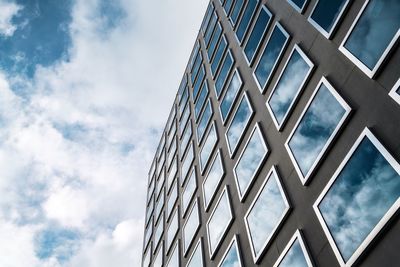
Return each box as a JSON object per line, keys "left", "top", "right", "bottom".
{"left": 318, "top": 135, "right": 400, "bottom": 262}
{"left": 277, "top": 239, "right": 309, "bottom": 267}
{"left": 208, "top": 23, "right": 223, "bottom": 60}
{"left": 202, "top": 3, "right": 214, "bottom": 33}
{"left": 183, "top": 200, "right": 200, "bottom": 253}
{"left": 211, "top": 36, "right": 227, "bottom": 77}
{"left": 166, "top": 243, "right": 179, "bottom": 267}
{"left": 167, "top": 139, "right": 177, "bottom": 169}
{"left": 167, "top": 210, "right": 179, "bottom": 251}
{"left": 191, "top": 53, "right": 202, "bottom": 84}
{"left": 244, "top": 7, "right": 272, "bottom": 63}
{"left": 154, "top": 245, "right": 163, "bottom": 267}
{"left": 219, "top": 238, "right": 242, "bottom": 267}
{"left": 155, "top": 190, "right": 164, "bottom": 223}
{"left": 182, "top": 168, "right": 197, "bottom": 216}
{"left": 180, "top": 102, "right": 190, "bottom": 136}
{"left": 155, "top": 214, "right": 164, "bottom": 247}
{"left": 234, "top": 124, "right": 268, "bottom": 199}
{"left": 268, "top": 47, "right": 313, "bottom": 128}
{"left": 187, "top": 240, "right": 203, "bottom": 267}
{"left": 254, "top": 24, "right": 289, "bottom": 91}
{"left": 245, "top": 168, "right": 289, "bottom": 260}
{"left": 179, "top": 86, "right": 189, "bottom": 116}
{"left": 193, "top": 66, "right": 205, "bottom": 100}
{"left": 167, "top": 157, "right": 177, "bottom": 191}
{"left": 143, "top": 248, "right": 150, "bottom": 267}
{"left": 195, "top": 81, "right": 209, "bottom": 121}
{"left": 236, "top": 0, "right": 258, "bottom": 43}
{"left": 224, "top": 0, "right": 234, "bottom": 15}
{"left": 205, "top": 13, "right": 218, "bottom": 46}
{"left": 215, "top": 50, "right": 234, "bottom": 98}
{"left": 180, "top": 123, "right": 192, "bottom": 159}
{"left": 343, "top": 0, "right": 400, "bottom": 70}
{"left": 220, "top": 70, "right": 242, "bottom": 123}
{"left": 287, "top": 0, "right": 307, "bottom": 11}
{"left": 226, "top": 93, "right": 253, "bottom": 155}
{"left": 203, "top": 150, "right": 224, "bottom": 210}
{"left": 207, "top": 188, "right": 233, "bottom": 257}
{"left": 178, "top": 75, "right": 188, "bottom": 104}
{"left": 288, "top": 81, "right": 348, "bottom": 181}
{"left": 181, "top": 142, "right": 194, "bottom": 186}
{"left": 197, "top": 100, "right": 213, "bottom": 143}
{"left": 310, "top": 0, "right": 349, "bottom": 36}
{"left": 230, "top": 0, "right": 244, "bottom": 26}
{"left": 200, "top": 123, "right": 218, "bottom": 172}
{"left": 167, "top": 180, "right": 178, "bottom": 220}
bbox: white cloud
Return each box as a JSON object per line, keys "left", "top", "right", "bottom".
{"left": 0, "top": 0, "right": 208, "bottom": 266}
{"left": 0, "top": 0, "right": 22, "bottom": 37}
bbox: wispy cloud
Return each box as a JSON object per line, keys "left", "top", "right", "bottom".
{"left": 0, "top": 0, "right": 22, "bottom": 37}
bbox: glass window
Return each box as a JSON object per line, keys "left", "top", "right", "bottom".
{"left": 202, "top": 150, "right": 225, "bottom": 211}
{"left": 180, "top": 123, "right": 192, "bottom": 160}
{"left": 166, "top": 105, "right": 176, "bottom": 135}
{"left": 308, "top": 0, "right": 350, "bottom": 38}
{"left": 197, "top": 99, "right": 213, "bottom": 144}
{"left": 167, "top": 138, "right": 177, "bottom": 169}
{"left": 244, "top": 166, "right": 290, "bottom": 263}
{"left": 273, "top": 230, "right": 313, "bottom": 267}
{"left": 286, "top": 77, "right": 351, "bottom": 185}
{"left": 146, "top": 194, "right": 154, "bottom": 225}
{"left": 339, "top": 0, "right": 400, "bottom": 77}
{"left": 189, "top": 42, "right": 200, "bottom": 71}
{"left": 215, "top": 50, "right": 234, "bottom": 99}
{"left": 155, "top": 214, "right": 164, "bottom": 249}
{"left": 156, "top": 167, "right": 165, "bottom": 200}
{"left": 234, "top": 123, "right": 269, "bottom": 201}
{"left": 194, "top": 81, "right": 209, "bottom": 122}
{"left": 179, "top": 85, "right": 189, "bottom": 117}
{"left": 166, "top": 242, "right": 179, "bottom": 267}
{"left": 158, "top": 149, "right": 165, "bottom": 176}
{"left": 181, "top": 142, "right": 194, "bottom": 186}
{"left": 225, "top": 92, "right": 254, "bottom": 157}
{"left": 200, "top": 122, "right": 218, "bottom": 173}
{"left": 186, "top": 239, "right": 203, "bottom": 267}
{"left": 179, "top": 102, "right": 191, "bottom": 136}
{"left": 154, "top": 244, "right": 163, "bottom": 267}
{"left": 314, "top": 128, "right": 400, "bottom": 267}
{"left": 201, "top": 3, "right": 214, "bottom": 33}
{"left": 211, "top": 35, "right": 228, "bottom": 77}
{"left": 144, "top": 221, "right": 152, "bottom": 251}
{"left": 193, "top": 66, "right": 205, "bottom": 101}
{"left": 389, "top": 78, "right": 400, "bottom": 105}
{"left": 178, "top": 75, "right": 188, "bottom": 105}
{"left": 155, "top": 189, "right": 164, "bottom": 224}
{"left": 254, "top": 22, "right": 290, "bottom": 93}
{"left": 224, "top": 0, "right": 234, "bottom": 15}
{"left": 205, "top": 13, "right": 218, "bottom": 47}
{"left": 208, "top": 23, "right": 223, "bottom": 61}
{"left": 167, "top": 156, "right": 178, "bottom": 192}
{"left": 220, "top": 69, "right": 243, "bottom": 124}
{"left": 148, "top": 175, "right": 155, "bottom": 205}
{"left": 143, "top": 247, "right": 151, "bottom": 267}
{"left": 191, "top": 52, "right": 203, "bottom": 84}
{"left": 266, "top": 45, "right": 314, "bottom": 130}
{"left": 182, "top": 168, "right": 197, "bottom": 217}
{"left": 167, "top": 124, "right": 176, "bottom": 152}
{"left": 167, "top": 209, "right": 179, "bottom": 252}
{"left": 230, "top": 0, "right": 244, "bottom": 27}
{"left": 287, "top": 0, "right": 308, "bottom": 12}
{"left": 244, "top": 6, "right": 273, "bottom": 64}
{"left": 235, "top": 0, "right": 258, "bottom": 43}
{"left": 218, "top": 235, "right": 243, "bottom": 267}
{"left": 167, "top": 179, "right": 178, "bottom": 221}
{"left": 206, "top": 186, "right": 234, "bottom": 259}
{"left": 183, "top": 199, "right": 201, "bottom": 255}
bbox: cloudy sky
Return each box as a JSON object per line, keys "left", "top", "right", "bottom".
{"left": 0, "top": 0, "right": 207, "bottom": 266}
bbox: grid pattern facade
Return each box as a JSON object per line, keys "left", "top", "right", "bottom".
{"left": 142, "top": 0, "right": 400, "bottom": 266}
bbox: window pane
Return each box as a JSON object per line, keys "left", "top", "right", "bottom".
{"left": 226, "top": 93, "right": 253, "bottom": 156}
{"left": 180, "top": 123, "right": 192, "bottom": 159}
{"left": 154, "top": 245, "right": 163, "bottom": 267}
{"left": 343, "top": 0, "right": 400, "bottom": 71}
{"left": 309, "top": 0, "right": 349, "bottom": 36}
{"left": 220, "top": 69, "right": 243, "bottom": 123}
{"left": 201, "top": 3, "right": 214, "bottom": 33}
{"left": 219, "top": 237, "right": 242, "bottom": 267}
{"left": 166, "top": 243, "right": 179, "bottom": 267}
{"left": 193, "top": 66, "right": 205, "bottom": 100}
{"left": 244, "top": 7, "right": 272, "bottom": 63}
{"left": 211, "top": 36, "right": 227, "bottom": 77}
{"left": 155, "top": 214, "right": 164, "bottom": 248}
{"left": 182, "top": 168, "right": 197, "bottom": 216}
{"left": 200, "top": 123, "right": 218, "bottom": 173}
{"left": 277, "top": 239, "right": 310, "bottom": 267}
{"left": 195, "top": 81, "right": 209, "bottom": 121}
{"left": 155, "top": 189, "right": 164, "bottom": 223}
{"left": 187, "top": 240, "right": 203, "bottom": 267}
{"left": 143, "top": 248, "right": 151, "bottom": 267}
{"left": 267, "top": 46, "right": 313, "bottom": 129}
{"left": 191, "top": 52, "right": 202, "bottom": 84}
{"left": 207, "top": 187, "right": 233, "bottom": 257}
{"left": 179, "top": 86, "right": 189, "bottom": 116}
{"left": 183, "top": 200, "right": 200, "bottom": 253}
{"left": 245, "top": 167, "right": 290, "bottom": 261}
{"left": 287, "top": 0, "right": 308, "bottom": 12}
{"left": 287, "top": 79, "right": 349, "bottom": 183}
{"left": 203, "top": 150, "right": 224, "bottom": 210}
{"left": 215, "top": 50, "right": 234, "bottom": 98}
{"left": 179, "top": 103, "right": 190, "bottom": 136}
{"left": 208, "top": 23, "right": 222, "bottom": 61}
{"left": 167, "top": 138, "right": 177, "bottom": 169}
{"left": 236, "top": 0, "right": 258, "bottom": 43}
{"left": 234, "top": 124, "right": 268, "bottom": 200}
{"left": 167, "top": 180, "right": 178, "bottom": 220}
{"left": 167, "top": 157, "right": 177, "bottom": 191}
{"left": 181, "top": 142, "right": 194, "bottom": 186}
{"left": 197, "top": 100, "right": 213, "bottom": 143}
{"left": 205, "top": 13, "right": 218, "bottom": 46}
{"left": 254, "top": 24, "right": 289, "bottom": 92}
{"left": 317, "top": 132, "right": 400, "bottom": 263}
{"left": 178, "top": 75, "right": 188, "bottom": 104}
{"left": 224, "top": 0, "right": 234, "bottom": 15}
{"left": 230, "top": 0, "right": 244, "bottom": 26}
{"left": 167, "top": 210, "right": 179, "bottom": 251}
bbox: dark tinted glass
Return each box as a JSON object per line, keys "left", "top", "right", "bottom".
{"left": 236, "top": 0, "right": 258, "bottom": 43}
{"left": 310, "top": 0, "right": 348, "bottom": 34}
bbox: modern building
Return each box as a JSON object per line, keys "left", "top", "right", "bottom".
{"left": 142, "top": 0, "right": 400, "bottom": 266}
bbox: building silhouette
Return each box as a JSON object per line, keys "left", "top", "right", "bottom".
{"left": 142, "top": 0, "right": 400, "bottom": 266}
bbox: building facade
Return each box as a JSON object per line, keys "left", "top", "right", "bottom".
{"left": 142, "top": 0, "right": 400, "bottom": 266}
